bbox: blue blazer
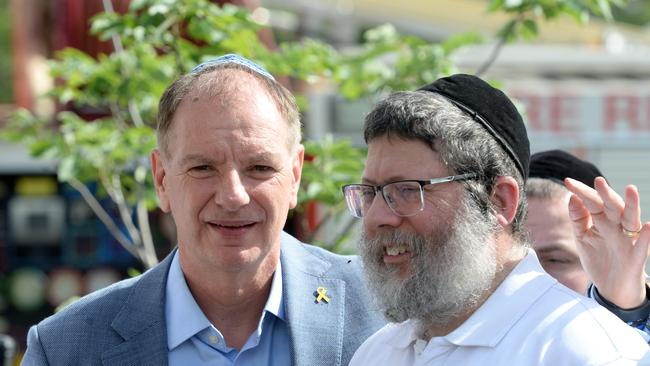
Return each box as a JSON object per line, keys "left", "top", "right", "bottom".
{"left": 21, "top": 232, "right": 385, "bottom": 365}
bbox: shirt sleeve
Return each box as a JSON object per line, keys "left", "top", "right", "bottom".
{"left": 588, "top": 283, "right": 650, "bottom": 343}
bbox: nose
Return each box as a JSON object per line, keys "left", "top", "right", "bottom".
{"left": 215, "top": 169, "right": 250, "bottom": 211}
{"left": 363, "top": 191, "right": 402, "bottom": 235}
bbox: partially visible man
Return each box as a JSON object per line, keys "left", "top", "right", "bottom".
{"left": 526, "top": 150, "right": 650, "bottom": 341}
{"left": 525, "top": 149, "right": 604, "bottom": 293}
{"left": 21, "top": 55, "right": 383, "bottom": 366}
{"left": 345, "top": 74, "right": 649, "bottom": 365}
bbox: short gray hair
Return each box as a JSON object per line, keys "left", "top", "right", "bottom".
{"left": 156, "top": 63, "right": 301, "bottom": 156}
{"left": 526, "top": 177, "right": 569, "bottom": 201}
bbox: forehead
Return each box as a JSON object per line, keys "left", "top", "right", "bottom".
{"left": 527, "top": 195, "right": 570, "bottom": 220}
{"left": 177, "top": 71, "right": 282, "bottom": 124}
{"left": 166, "top": 74, "right": 290, "bottom": 154}
{"left": 364, "top": 135, "right": 447, "bottom": 182}
{"left": 187, "top": 69, "right": 269, "bottom": 106}
{"left": 526, "top": 196, "right": 574, "bottom": 239}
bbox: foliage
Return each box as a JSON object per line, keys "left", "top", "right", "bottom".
{"left": 0, "top": 0, "right": 628, "bottom": 265}
{"left": 296, "top": 135, "right": 366, "bottom": 252}
{"left": 474, "top": 0, "right": 627, "bottom": 75}
{"left": 301, "top": 135, "right": 366, "bottom": 206}
{"left": 489, "top": 0, "right": 626, "bottom": 41}
{"left": 611, "top": 0, "right": 650, "bottom": 26}
{"left": 334, "top": 26, "right": 483, "bottom": 100}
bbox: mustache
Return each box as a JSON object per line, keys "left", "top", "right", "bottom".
{"left": 360, "top": 229, "right": 425, "bottom": 257}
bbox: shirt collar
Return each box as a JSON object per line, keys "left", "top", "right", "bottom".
{"left": 165, "top": 250, "right": 211, "bottom": 350}
{"left": 165, "top": 250, "right": 285, "bottom": 350}
{"left": 390, "top": 320, "right": 420, "bottom": 349}
{"left": 381, "top": 249, "right": 556, "bottom": 350}
{"left": 265, "top": 259, "right": 285, "bottom": 321}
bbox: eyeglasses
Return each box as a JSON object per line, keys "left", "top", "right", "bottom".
{"left": 342, "top": 173, "right": 477, "bottom": 218}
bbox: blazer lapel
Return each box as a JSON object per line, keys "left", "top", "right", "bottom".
{"left": 281, "top": 233, "right": 346, "bottom": 366}
{"left": 101, "top": 251, "right": 175, "bottom": 366}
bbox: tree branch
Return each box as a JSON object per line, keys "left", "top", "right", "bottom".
{"left": 171, "top": 22, "right": 185, "bottom": 74}
{"left": 136, "top": 199, "right": 158, "bottom": 268}
{"left": 475, "top": 14, "right": 525, "bottom": 77}
{"left": 67, "top": 177, "right": 139, "bottom": 259}
{"left": 98, "top": 170, "right": 142, "bottom": 248}
{"left": 101, "top": 0, "right": 124, "bottom": 53}
{"left": 102, "top": 0, "right": 146, "bottom": 128}
{"left": 127, "top": 101, "right": 145, "bottom": 127}
{"left": 110, "top": 173, "right": 143, "bottom": 247}
{"left": 134, "top": 164, "right": 158, "bottom": 268}
{"left": 474, "top": 36, "right": 506, "bottom": 77}
{"left": 109, "top": 102, "right": 128, "bottom": 130}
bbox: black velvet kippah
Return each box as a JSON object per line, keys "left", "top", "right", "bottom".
{"left": 529, "top": 149, "right": 603, "bottom": 188}
{"left": 418, "top": 74, "right": 530, "bottom": 180}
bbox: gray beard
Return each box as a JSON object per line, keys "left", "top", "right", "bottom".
{"left": 358, "top": 195, "right": 499, "bottom": 328}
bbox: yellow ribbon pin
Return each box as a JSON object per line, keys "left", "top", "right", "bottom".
{"left": 315, "top": 287, "right": 331, "bottom": 303}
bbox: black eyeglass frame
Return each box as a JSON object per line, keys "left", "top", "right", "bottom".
{"left": 342, "top": 173, "right": 478, "bottom": 218}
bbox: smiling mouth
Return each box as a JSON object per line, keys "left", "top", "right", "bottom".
{"left": 222, "top": 223, "right": 253, "bottom": 228}
{"left": 385, "top": 244, "right": 409, "bottom": 256}
{"left": 382, "top": 244, "right": 413, "bottom": 266}
{"left": 208, "top": 222, "right": 256, "bottom": 229}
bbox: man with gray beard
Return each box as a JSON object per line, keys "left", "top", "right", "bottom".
{"left": 345, "top": 74, "right": 650, "bottom": 365}
{"left": 359, "top": 191, "right": 498, "bottom": 327}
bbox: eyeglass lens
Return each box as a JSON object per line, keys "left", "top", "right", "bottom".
{"left": 344, "top": 181, "right": 425, "bottom": 218}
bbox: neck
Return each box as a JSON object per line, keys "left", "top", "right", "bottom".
{"left": 181, "top": 253, "right": 279, "bottom": 350}
{"left": 421, "top": 235, "right": 527, "bottom": 340}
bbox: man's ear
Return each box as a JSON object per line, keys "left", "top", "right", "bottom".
{"left": 151, "top": 149, "right": 171, "bottom": 213}
{"left": 289, "top": 144, "right": 305, "bottom": 209}
{"left": 490, "top": 176, "right": 520, "bottom": 227}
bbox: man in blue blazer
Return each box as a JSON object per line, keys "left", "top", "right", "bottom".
{"left": 21, "top": 55, "right": 384, "bottom": 365}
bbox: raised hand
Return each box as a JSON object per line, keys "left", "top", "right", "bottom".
{"left": 564, "top": 176, "right": 650, "bottom": 309}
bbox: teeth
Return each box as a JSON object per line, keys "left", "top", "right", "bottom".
{"left": 385, "top": 245, "right": 408, "bottom": 256}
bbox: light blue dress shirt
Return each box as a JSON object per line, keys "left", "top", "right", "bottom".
{"left": 165, "top": 251, "right": 290, "bottom": 365}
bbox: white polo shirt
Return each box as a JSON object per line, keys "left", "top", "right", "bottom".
{"left": 350, "top": 250, "right": 650, "bottom": 366}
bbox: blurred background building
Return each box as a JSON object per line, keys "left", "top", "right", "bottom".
{"left": 264, "top": 0, "right": 650, "bottom": 221}
{"left": 1, "top": 0, "right": 650, "bottom": 363}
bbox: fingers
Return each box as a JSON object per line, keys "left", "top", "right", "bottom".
{"left": 567, "top": 193, "right": 591, "bottom": 238}
{"left": 636, "top": 222, "right": 650, "bottom": 259}
{"left": 621, "top": 185, "right": 642, "bottom": 233}
{"left": 565, "top": 177, "right": 645, "bottom": 244}
{"left": 594, "top": 177, "right": 625, "bottom": 223}
{"left": 564, "top": 178, "right": 605, "bottom": 216}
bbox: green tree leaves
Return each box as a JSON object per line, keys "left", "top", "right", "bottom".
{"left": 1, "top": 0, "right": 628, "bottom": 261}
